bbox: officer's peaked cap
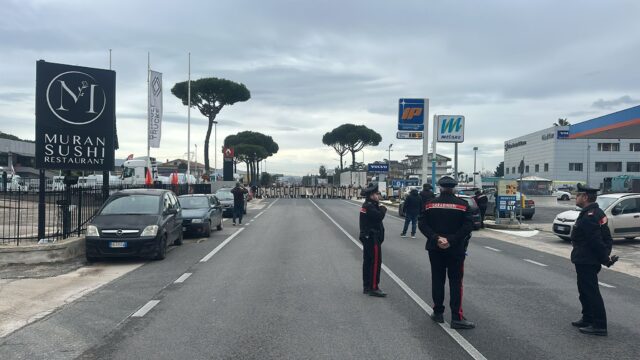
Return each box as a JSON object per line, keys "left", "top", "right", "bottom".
{"left": 438, "top": 176, "right": 458, "bottom": 188}
{"left": 576, "top": 183, "right": 599, "bottom": 194}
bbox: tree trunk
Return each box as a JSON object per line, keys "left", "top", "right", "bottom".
{"left": 351, "top": 151, "right": 356, "bottom": 169}
{"left": 339, "top": 154, "right": 343, "bottom": 171}
{"left": 203, "top": 118, "right": 214, "bottom": 173}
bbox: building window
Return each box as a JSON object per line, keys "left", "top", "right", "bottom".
{"left": 544, "top": 163, "right": 549, "bottom": 172}
{"left": 512, "top": 167, "right": 515, "bottom": 174}
{"left": 597, "top": 143, "right": 620, "bottom": 151}
{"left": 534, "top": 164, "right": 539, "bottom": 172}
{"left": 627, "top": 162, "right": 640, "bottom": 172}
{"left": 630, "top": 143, "right": 640, "bottom": 152}
{"left": 595, "top": 162, "right": 622, "bottom": 172}
{"left": 525, "top": 165, "right": 530, "bottom": 173}
{"left": 569, "top": 163, "right": 583, "bottom": 171}
{"left": 0, "top": 154, "right": 7, "bottom": 167}
{"left": 506, "top": 168, "right": 509, "bottom": 174}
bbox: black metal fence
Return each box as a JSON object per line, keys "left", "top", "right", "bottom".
{"left": 1, "top": 179, "right": 211, "bottom": 246}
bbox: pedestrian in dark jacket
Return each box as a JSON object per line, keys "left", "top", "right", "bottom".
{"left": 418, "top": 176, "right": 475, "bottom": 329}
{"left": 401, "top": 188, "right": 422, "bottom": 238}
{"left": 570, "top": 184, "right": 614, "bottom": 336}
{"left": 231, "top": 182, "right": 248, "bottom": 225}
{"left": 359, "top": 183, "right": 387, "bottom": 297}
{"left": 419, "top": 183, "right": 435, "bottom": 208}
{"left": 473, "top": 190, "right": 488, "bottom": 228}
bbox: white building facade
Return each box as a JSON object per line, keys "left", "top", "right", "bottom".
{"left": 504, "top": 105, "right": 640, "bottom": 188}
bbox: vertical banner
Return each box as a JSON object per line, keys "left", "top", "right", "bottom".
{"left": 35, "top": 60, "right": 115, "bottom": 171}
{"left": 148, "top": 70, "right": 162, "bottom": 148}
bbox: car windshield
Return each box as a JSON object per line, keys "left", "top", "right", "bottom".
{"left": 179, "top": 197, "right": 209, "bottom": 209}
{"left": 597, "top": 197, "right": 618, "bottom": 210}
{"left": 216, "top": 190, "right": 233, "bottom": 200}
{"left": 462, "top": 197, "right": 476, "bottom": 207}
{"left": 100, "top": 195, "right": 159, "bottom": 215}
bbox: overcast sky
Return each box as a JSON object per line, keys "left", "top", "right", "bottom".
{"left": 2, "top": 0, "right": 640, "bottom": 176}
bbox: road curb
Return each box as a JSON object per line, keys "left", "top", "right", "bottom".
{"left": 0, "top": 237, "right": 85, "bottom": 266}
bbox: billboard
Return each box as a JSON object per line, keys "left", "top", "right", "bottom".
{"left": 35, "top": 61, "right": 115, "bottom": 171}
{"left": 398, "top": 98, "right": 426, "bottom": 131}
{"left": 368, "top": 163, "right": 389, "bottom": 172}
{"left": 436, "top": 115, "right": 465, "bottom": 143}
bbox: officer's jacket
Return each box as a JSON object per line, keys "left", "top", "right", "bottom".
{"left": 571, "top": 203, "right": 613, "bottom": 265}
{"left": 359, "top": 199, "right": 386, "bottom": 242}
{"left": 474, "top": 194, "right": 488, "bottom": 208}
{"left": 418, "top": 192, "right": 473, "bottom": 253}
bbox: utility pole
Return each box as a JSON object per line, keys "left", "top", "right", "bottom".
{"left": 473, "top": 146, "right": 478, "bottom": 188}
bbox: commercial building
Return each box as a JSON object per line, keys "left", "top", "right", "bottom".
{"left": 504, "top": 105, "right": 640, "bottom": 188}
{"left": 401, "top": 153, "right": 452, "bottom": 182}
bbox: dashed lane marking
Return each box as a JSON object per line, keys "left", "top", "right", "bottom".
{"left": 174, "top": 273, "right": 192, "bottom": 284}
{"left": 200, "top": 228, "right": 245, "bottom": 262}
{"left": 131, "top": 300, "right": 160, "bottom": 318}
{"left": 483, "top": 246, "right": 502, "bottom": 252}
{"left": 309, "top": 199, "right": 487, "bottom": 360}
{"left": 523, "top": 259, "right": 548, "bottom": 267}
{"left": 599, "top": 282, "right": 616, "bottom": 288}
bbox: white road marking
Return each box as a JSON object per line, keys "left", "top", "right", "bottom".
{"left": 200, "top": 228, "right": 245, "bottom": 262}
{"left": 267, "top": 198, "right": 279, "bottom": 209}
{"left": 483, "top": 246, "right": 502, "bottom": 252}
{"left": 131, "top": 300, "right": 160, "bottom": 317}
{"left": 523, "top": 259, "right": 548, "bottom": 267}
{"left": 174, "top": 273, "right": 192, "bottom": 284}
{"left": 599, "top": 281, "right": 616, "bottom": 288}
{"left": 245, "top": 222, "right": 251, "bottom": 226}
{"left": 222, "top": 218, "right": 228, "bottom": 222}
{"left": 309, "top": 199, "right": 487, "bottom": 360}
{"left": 254, "top": 210, "right": 266, "bottom": 219}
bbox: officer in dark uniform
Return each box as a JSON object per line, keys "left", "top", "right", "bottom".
{"left": 571, "top": 183, "right": 614, "bottom": 336}
{"left": 359, "top": 183, "right": 387, "bottom": 297}
{"left": 473, "top": 190, "right": 488, "bottom": 228}
{"left": 418, "top": 176, "right": 475, "bottom": 329}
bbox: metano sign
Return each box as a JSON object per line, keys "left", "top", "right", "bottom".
{"left": 35, "top": 60, "right": 115, "bottom": 171}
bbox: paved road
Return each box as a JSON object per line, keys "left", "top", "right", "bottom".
{"left": 1, "top": 198, "right": 640, "bottom": 359}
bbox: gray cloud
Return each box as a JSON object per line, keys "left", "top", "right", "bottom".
{"left": 592, "top": 95, "right": 640, "bottom": 109}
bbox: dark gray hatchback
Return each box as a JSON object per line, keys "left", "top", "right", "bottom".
{"left": 85, "top": 189, "right": 183, "bottom": 262}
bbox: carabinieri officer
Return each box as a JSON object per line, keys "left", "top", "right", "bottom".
{"left": 359, "top": 183, "right": 387, "bottom": 297}
{"left": 570, "top": 183, "right": 613, "bottom": 336}
{"left": 418, "top": 176, "right": 475, "bottom": 329}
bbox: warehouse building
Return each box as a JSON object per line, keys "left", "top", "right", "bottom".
{"left": 503, "top": 105, "right": 640, "bottom": 188}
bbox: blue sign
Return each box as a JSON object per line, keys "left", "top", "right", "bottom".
{"left": 368, "top": 163, "right": 389, "bottom": 172}
{"left": 557, "top": 130, "right": 569, "bottom": 139}
{"left": 392, "top": 180, "right": 404, "bottom": 188}
{"left": 497, "top": 195, "right": 517, "bottom": 212}
{"left": 398, "top": 98, "right": 425, "bottom": 131}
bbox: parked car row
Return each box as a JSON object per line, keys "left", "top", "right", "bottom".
{"left": 85, "top": 187, "right": 246, "bottom": 262}
{"left": 552, "top": 193, "right": 640, "bottom": 242}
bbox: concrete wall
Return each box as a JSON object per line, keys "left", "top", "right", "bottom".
{"left": 0, "top": 237, "right": 85, "bottom": 266}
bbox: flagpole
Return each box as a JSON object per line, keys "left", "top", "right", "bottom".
{"left": 147, "top": 52, "right": 151, "bottom": 182}
{"left": 187, "top": 52, "right": 191, "bottom": 184}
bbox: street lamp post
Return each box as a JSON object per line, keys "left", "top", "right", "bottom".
{"left": 473, "top": 147, "right": 478, "bottom": 188}
{"left": 194, "top": 144, "right": 198, "bottom": 182}
{"left": 213, "top": 120, "right": 218, "bottom": 177}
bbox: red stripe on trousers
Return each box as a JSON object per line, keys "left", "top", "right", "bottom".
{"left": 372, "top": 244, "right": 379, "bottom": 290}
{"left": 459, "top": 262, "right": 464, "bottom": 320}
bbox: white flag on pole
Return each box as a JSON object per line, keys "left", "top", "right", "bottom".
{"left": 148, "top": 70, "right": 163, "bottom": 148}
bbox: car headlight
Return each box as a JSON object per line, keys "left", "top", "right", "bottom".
{"left": 141, "top": 225, "right": 159, "bottom": 237}
{"left": 86, "top": 225, "right": 99, "bottom": 237}
{"left": 191, "top": 219, "right": 203, "bottom": 223}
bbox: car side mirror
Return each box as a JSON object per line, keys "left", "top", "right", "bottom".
{"left": 611, "top": 207, "right": 622, "bottom": 216}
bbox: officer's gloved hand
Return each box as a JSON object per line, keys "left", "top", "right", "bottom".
{"left": 605, "top": 255, "right": 619, "bottom": 268}
{"left": 379, "top": 205, "right": 387, "bottom": 213}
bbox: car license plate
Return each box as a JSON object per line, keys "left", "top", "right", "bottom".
{"left": 109, "top": 241, "right": 128, "bottom": 248}
{"left": 555, "top": 225, "right": 568, "bottom": 231}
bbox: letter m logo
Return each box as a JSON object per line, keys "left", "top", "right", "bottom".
{"left": 441, "top": 117, "right": 462, "bottom": 133}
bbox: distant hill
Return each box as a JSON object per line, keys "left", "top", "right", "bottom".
{"left": 0, "top": 131, "right": 34, "bottom": 143}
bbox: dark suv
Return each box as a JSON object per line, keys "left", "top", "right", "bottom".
{"left": 85, "top": 189, "right": 183, "bottom": 262}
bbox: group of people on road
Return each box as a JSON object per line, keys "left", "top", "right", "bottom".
{"left": 358, "top": 177, "right": 616, "bottom": 336}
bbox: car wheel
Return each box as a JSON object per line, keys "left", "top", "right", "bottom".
{"left": 558, "top": 236, "right": 571, "bottom": 242}
{"left": 217, "top": 218, "right": 223, "bottom": 231}
{"left": 174, "top": 230, "right": 183, "bottom": 246}
{"left": 154, "top": 235, "right": 167, "bottom": 260}
{"left": 204, "top": 221, "right": 211, "bottom": 237}
{"left": 86, "top": 254, "right": 99, "bottom": 263}
{"left": 561, "top": 195, "right": 569, "bottom": 201}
